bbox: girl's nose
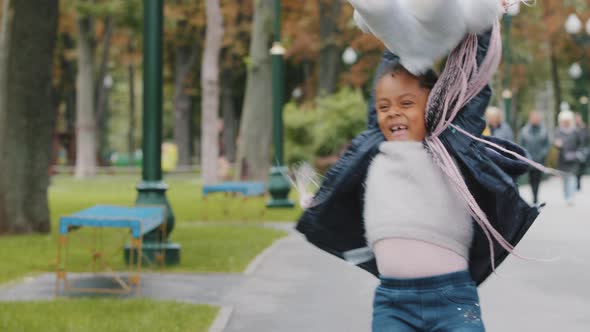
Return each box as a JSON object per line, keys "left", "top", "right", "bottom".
{"left": 388, "top": 109, "right": 401, "bottom": 118}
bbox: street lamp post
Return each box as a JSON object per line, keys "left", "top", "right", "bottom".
{"left": 581, "top": 96, "right": 589, "bottom": 124}
{"left": 502, "top": 1, "right": 520, "bottom": 124}
{"left": 267, "top": 0, "right": 294, "bottom": 208}
{"left": 569, "top": 62, "right": 588, "bottom": 124}
{"left": 125, "top": 0, "right": 180, "bottom": 265}
{"left": 565, "top": 13, "right": 590, "bottom": 125}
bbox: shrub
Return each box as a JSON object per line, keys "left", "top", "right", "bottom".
{"left": 284, "top": 88, "right": 367, "bottom": 167}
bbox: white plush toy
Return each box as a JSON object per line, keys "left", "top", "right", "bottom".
{"left": 349, "top": 0, "right": 505, "bottom": 74}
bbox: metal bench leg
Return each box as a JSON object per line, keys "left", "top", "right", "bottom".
{"left": 129, "top": 238, "right": 142, "bottom": 297}
{"left": 55, "top": 235, "right": 68, "bottom": 297}
{"left": 155, "top": 223, "right": 167, "bottom": 266}
{"left": 91, "top": 228, "right": 98, "bottom": 273}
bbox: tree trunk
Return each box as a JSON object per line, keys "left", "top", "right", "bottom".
{"left": 0, "top": 0, "right": 12, "bottom": 157}
{"left": 201, "top": 0, "right": 223, "bottom": 185}
{"left": 235, "top": 0, "right": 274, "bottom": 181}
{"left": 303, "top": 59, "right": 315, "bottom": 101}
{"left": 57, "top": 32, "right": 77, "bottom": 166}
{"left": 541, "top": 81, "right": 555, "bottom": 140}
{"left": 55, "top": 32, "right": 77, "bottom": 166}
{"left": 127, "top": 39, "right": 137, "bottom": 160}
{"left": 74, "top": 16, "right": 97, "bottom": 178}
{"left": 221, "top": 70, "right": 237, "bottom": 163}
{"left": 0, "top": 0, "right": 12, "bottom": 234}
{"left": 97, "top": 85, "right": 111, "bottom": 165}
{"left": 65, "top": 89, "right": 77, "bottom": 165}
{"left": 0, "top": 0, "right": 59, "bottom": 234}
{"left": 317, "top": 0, "right": 343, "bottom": 97}
{"left": 511, "top": 91, "right": 520, "bottom": 139}
{"left": 95, "top": 16, "right": 114, "bottom": 115}
{"left": 549, "top": 45, "right": 562, "bottom": 122}
{"left": 173, "top": 45, "right": 195, "bottom": 168}
{"left": 95, "top": 16, "right": 114, "bottom": 162}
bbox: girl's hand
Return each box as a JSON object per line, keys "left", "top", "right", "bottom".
{"left": 300, "top": 194, "right": 314, "bottom": 210}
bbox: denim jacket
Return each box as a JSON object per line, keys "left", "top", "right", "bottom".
{"left": 295, "top": 31, "right": 540, "bottom": 286}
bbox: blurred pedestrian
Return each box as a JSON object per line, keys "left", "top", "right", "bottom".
{"left": 575, "top": 114, "right": 589, "bottom": 191}
{"left": 519, "top": 111, "right": 550, "bottom": 204}
{"left": 485, "top": 106, "right": 514, "bottom": 141}
{"left": 554, "top": 110, "right": 582, "bottom": 205}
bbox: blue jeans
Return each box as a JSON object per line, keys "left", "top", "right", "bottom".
{"left": 563, "top": 174, "right": 576, "bottom": 202}
{"left": 372, "top": 271, "right": 485, "bottom": 332}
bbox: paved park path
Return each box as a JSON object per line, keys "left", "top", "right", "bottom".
{"left": 1, "top": 177, "right": 590, "bottom": 331}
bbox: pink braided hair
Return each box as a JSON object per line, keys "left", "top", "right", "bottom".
{"left": 424, "top": 20, "right": 548, "bottom": 271}
{"left": 292, "top": 2, "right": 550, "bottom": 269}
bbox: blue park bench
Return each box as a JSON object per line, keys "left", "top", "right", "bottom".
{"left": 201, "top": 182, "right": 267, "bottom": 220}
{"left": 56, "top": 205, "right": 166, "bottom": 296}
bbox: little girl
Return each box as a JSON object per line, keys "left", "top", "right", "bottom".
{"left": 296, "top": 24, "right": 540, "bottom": 332}
{"left": 367, "top": 58, "right": 483, "bottom": 331}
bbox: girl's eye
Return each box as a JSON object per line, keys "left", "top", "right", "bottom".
{"left": 402, "top": 101, "right": 414, "bottom": 107}
{"left": 378, "top": 105, "right": 389, "bottom": 112}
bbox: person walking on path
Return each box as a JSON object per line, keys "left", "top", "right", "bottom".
{"left": 485, "top": 106, "right": 514, "bottom": 141}
{"left": 519, "top": 111, "right": 550, "bottom": 204}
{"left": 575, "top": 114, "right": 589, "bottom": 191}
{"left": 554, "top": 110, "right": 583, "bottom": 205}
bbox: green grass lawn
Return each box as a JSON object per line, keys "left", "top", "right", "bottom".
{"left": 49, "top": 173, "right": 303, "bottom": 225}
{"left": 0, "top": 224, "right": 286, "bottom": 284}
{"left": 0, "top": 299, "right": 217, "bottom": 332}
{"left": 0, "top": 173, "right": 294, "bottom": 284}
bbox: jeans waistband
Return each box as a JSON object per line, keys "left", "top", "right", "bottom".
{"left": 379, "top": 270, "right": 474, "bottom": 290}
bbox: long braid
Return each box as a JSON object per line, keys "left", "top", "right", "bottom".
{"left": 296, "top": 3, "right": 545, "bottom": 269}
{"left": 424, "top": 20, "right": 549, "bottom": 271}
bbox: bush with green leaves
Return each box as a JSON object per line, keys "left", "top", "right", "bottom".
{"left": 284, "top": 88, "right": 367, "bottom": 166}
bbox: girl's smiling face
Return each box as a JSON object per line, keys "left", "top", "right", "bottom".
{"left": 375, "top": 68, "right": 432, "bottom": 142}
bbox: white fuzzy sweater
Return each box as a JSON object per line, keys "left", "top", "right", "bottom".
{"left": 363, "top": 142, "right": 474, "bottom": 259}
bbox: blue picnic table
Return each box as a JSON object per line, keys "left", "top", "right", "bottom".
{"left": 201, "top": 182, "right": 267, "bottom": 220}
{"left": 202, "top": 181, "right": 267, "bottom": 197}
{"left": 59, "top": 205, "right": 165, "bottom": 238}
{"left": 56, "top": 205, "right": 166, "bottom": 296}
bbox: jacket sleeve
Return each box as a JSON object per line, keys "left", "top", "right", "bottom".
{"left": 450, "top": 30, "right": 493, "bottom": 136}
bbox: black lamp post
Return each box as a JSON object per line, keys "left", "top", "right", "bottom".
{"left": 267, "top": 0, "right": 294, "bottom": 208}
{"left": 125, "top": 0, "right": 180, "bottom": 265}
